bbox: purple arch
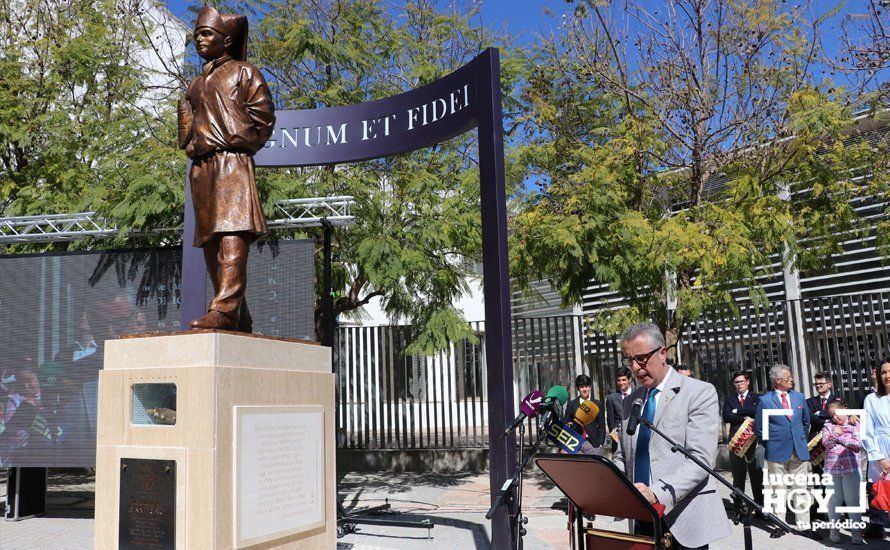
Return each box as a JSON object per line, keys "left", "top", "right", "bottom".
{"left": 181, "top": 47, "right": 515, "bottom": 548}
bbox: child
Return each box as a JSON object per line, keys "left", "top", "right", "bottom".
{"left": 822, "top": 399, "right": 864, "bottom": 544}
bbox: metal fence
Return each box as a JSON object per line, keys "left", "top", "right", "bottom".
{"left": 335, "top": 323, "right": 489, "bottom": 450}
{"left": 335, "top": 292, "right": 890, "bottom": 450}
{"left": 802, "top": 293, "right": 890, "bottom": 404}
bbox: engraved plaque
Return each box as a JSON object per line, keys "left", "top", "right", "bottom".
{"left": 119, "top": 458, "right": 176, "bottom": 549}
{"left": 234, "top": 406, "right": 325, "bottom": 547}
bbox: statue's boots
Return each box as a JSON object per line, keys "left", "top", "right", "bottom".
{"left": 190, "top": 232, "right": 252, "bottom": 332}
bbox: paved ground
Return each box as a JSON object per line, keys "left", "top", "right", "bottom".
{"left": 1, "top": 470, "right": 95, "bottom": 549}
{"left": 0, "top": 469, "right": 883, "bottom": 549}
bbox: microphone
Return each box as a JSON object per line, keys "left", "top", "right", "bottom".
{"left": 571, "top": 399, "right": 600, "bottom": 429}
{"left": 537, "top": 385, "right": 569, "bottom": 426}
{"left": 501, "top": 390, "right": 544, "bottom": 438}
{"left": 626, "top": 397, "right": 645, "bottom": 436}
{"left": 546, "top": 418, "right": 585, "bottom": 454}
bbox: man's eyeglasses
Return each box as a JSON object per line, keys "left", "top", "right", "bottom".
{"left": 814, "top": 382, "right": 829, "bottom": 387}
{"left": 621, "top": 346, "right": 662, "bottom": 367}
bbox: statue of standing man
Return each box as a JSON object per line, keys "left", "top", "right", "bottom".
{"left": 178, "top": 6, "right": 275, "bottom": 332}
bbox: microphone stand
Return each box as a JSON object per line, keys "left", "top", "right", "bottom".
{"left": 487, "top": 416, "right": 550, "bottom": 550}
{"left": 635, "top": 416, "right": 796, "bottom": 550}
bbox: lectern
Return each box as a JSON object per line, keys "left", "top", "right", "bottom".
{"left": 536, "top": 454, "right": 672, "bottom": 549}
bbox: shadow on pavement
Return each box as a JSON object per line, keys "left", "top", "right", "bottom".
{"left": 338, "top": 471, "right": 479, "bottom": 493}
{"left": 339, "top": 513, "right": 490, "bottom": 549}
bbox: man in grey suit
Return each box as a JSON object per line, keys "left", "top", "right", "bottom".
{"left": 612, "top": 323, "right": 731, "bottom": 549}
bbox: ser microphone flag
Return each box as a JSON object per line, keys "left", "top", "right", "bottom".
{"left": 573, "top": 399, "right": 600, "bottom": 427}
{"left": 546, "top": 419, "right": 585, "bottom": 454}
{"left": 501, "top": 390, "right": 544, "bottom": 438}
{"left": 626, "top": 397, "right": 645, "bottom": 436}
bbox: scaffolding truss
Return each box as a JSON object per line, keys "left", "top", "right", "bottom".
{"left": 0, "top": 196, "right": 355, "bottom": 244}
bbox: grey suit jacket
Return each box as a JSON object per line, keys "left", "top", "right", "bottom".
{"left": 612, "top": 368, "right": 732, "bottom": 548}
{"left": 606, "top": 391, "right": 626, "bottom": 433}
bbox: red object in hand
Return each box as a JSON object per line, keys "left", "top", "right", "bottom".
{"left": 871, "top": 473, "right": 890, "bottom": 512}
{"left": 652, "top": 502, "right": 666, "bottom": 517}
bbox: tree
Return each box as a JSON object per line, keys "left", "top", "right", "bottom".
{"left": 510, "top": 0, "right": 887, "bottom": 349}
{"left": 0, "top": 0, "right": 187, "bottom": 245}
{"left": 234, "top": 0, "right": 520, "bottom": 352}
{"left": 2, "top": 0, "right": 521, "bottom": 352}
{"left": 829, "top": 0, "right": 889, "bottom": 106}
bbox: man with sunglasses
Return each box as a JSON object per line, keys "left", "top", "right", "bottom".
{"left": 612, "top": 322, "right": 731, "bottom": 549}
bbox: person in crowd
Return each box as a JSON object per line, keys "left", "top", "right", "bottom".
{"left": 676, "top": 365, "right": 693, "bottom": 377}
{"left": 613, "top": 322, "right": 731, "bottom": 549}
{"left": 0, "top": 365, "right": 52, "bottom": 466}
{"left": 722, "top": 370, "right": 763, "bottom": 505}
{"left": 128, "top": 309, "right": 148, "bottom": 333}
{"left": 52, "top": 292, "right": 136, "bottom": 461}
{"left": 755, "top": 364, "right": 819, "bottom": 536}
{"left": 562, "top": 374, "right": 606, "bottom": 453}
{"left": 606, "top": 367, "right": 634, "bottom": 452}
{"left": 863, "top": 359, "right": 890, "bottom": 541}
{"left": 806, "top": 372, "right": 838, "bottom": 521}
{"left": 822, "top": 399, "right": 864, "bottom": 544}
{"left": 807, "top": 372, "right": 838, "bottom": 438}
{"left": 56, "top": 293, "right": 135, "bottom": 374}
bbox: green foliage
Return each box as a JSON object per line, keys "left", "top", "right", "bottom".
{"left": 235, "top": 0, "right": 520, "bottom": 353}
{"left": 0, "top": 0, "right": 185, "bottom": 249}
{"left": 1, "top": 0, "right": 520, "bottom": 354}
{"left": 510, "top": 0, "right": 887, "bottom": 343}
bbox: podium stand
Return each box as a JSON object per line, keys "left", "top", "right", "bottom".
{"left": 94, "top": 331, "right": 336, "bottom": 549}
{"left": 536, "top": 454, "right": 671, "bottom": 550}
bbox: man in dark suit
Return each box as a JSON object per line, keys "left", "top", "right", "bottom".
{"left": 563, "top": 374, "right": 606, "bottom": 450}
{"left": 806, "top": 372, "right": 838, "bottom": 437}
{"left": 606, "top": 367, "right": 633, "bottom": 452}
{"left": 722, "top": 370, "right": 763, "bottom": 505}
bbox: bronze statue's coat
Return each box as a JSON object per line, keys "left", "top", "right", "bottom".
{"left": 182, "top": 54, "right": 275, "bottom": 246}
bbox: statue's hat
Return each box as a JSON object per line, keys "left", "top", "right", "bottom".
{"left": 195, "top": 5, "right": 248, "bottom": 61}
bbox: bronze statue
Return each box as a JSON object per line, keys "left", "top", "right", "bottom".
{"left": 178, "top": 6, "right": 275, "bottom": 332}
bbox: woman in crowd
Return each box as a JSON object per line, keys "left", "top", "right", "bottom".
{"left": 863, "top": 359, "right": 890, "bottom": 540}
{"left": 822, "top": 399, "right": 864, "bottom": 544}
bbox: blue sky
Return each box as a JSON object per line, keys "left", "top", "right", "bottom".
{"left": 164, "top": 0, "right": 883, "bottom": 79}
{"left": 164, "top": 1, "right": 574, "bottom": 42}
{"left": 163, "top": 0, "right": 882, "bottom": 190}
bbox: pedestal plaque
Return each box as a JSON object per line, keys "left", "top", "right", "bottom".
{"left": 119, "top": 458, "right": 176, "bottom": 549}
{"left": 234, "top": 406, "right": 325, "bottom": 547}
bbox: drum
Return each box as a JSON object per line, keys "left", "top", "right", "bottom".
{"left": 808, "top": 433, "right": 826, "bottom": 467}
{"left": 728, "top": 417, "right": 756, "bottom": 458}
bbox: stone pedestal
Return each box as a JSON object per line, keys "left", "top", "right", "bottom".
{"left": 94, "top": 331, "right": 335, "bottom": 549}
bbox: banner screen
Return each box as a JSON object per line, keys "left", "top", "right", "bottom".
{"left": 0, "top": 240, "right": 314, "bottom": 467}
